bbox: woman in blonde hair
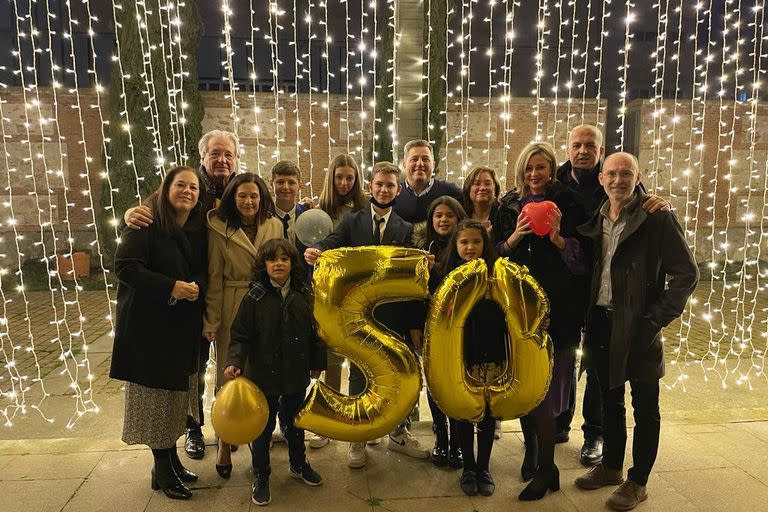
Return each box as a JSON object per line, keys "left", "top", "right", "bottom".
{"left": 497, "top": 142, "right": 588, "bottom": 501}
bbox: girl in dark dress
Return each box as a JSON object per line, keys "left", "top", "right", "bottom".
{"left": 431, "top": 219, "right": 506, "bottom": 497}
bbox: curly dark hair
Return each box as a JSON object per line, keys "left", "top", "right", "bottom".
{"left": 251, "top": 238, "right": 306, "bottom": 287}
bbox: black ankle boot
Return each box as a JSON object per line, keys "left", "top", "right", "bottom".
{"left": 431, "top": 423, "right": 449, "bottom": 467}
{"left": 169, "top": 446, "right": 198, "bottom": 483}
{"left": 151, "top": 448, "right": 192, "bottom": 500}
{"left": 520, "top": 416, "right": 538, "bottom": 481}
{"left": 518, "top": 465, "right": 560, "bottom": 501}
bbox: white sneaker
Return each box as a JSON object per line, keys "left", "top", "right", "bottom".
{"left": 388, "top": 430, "right": 430, "bottom": 459}
{"left": 309, "top": 433, "right": 330, "bottom": 449}
{"left": 272, "top": 427, "right": 285, "bottom": 443}
{"left": 347, "top": 442, "right": 367, "bottom": 468}
{"left": 494, "top": 420, "right": 503, "bottom": 440}
{"left": 366, "top": 437, "right": 382, "bottom": 446}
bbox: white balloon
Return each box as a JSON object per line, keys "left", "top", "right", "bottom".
{"left": 295, "top": 208, "right": 334, "bottom": 246}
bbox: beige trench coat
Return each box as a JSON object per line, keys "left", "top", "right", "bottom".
{"left": 203, "top": 210, "right": 283, "bottom": 385}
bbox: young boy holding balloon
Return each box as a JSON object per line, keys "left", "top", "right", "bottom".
{"left": 224, "top": 238, "right": 327, "bottom": 506}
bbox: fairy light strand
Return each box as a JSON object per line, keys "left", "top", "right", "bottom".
{"left": 268, "top": 0, "right": 284, "bottom": 159}
{"left": 247, "top": 0, "right": 265, "bottom": 175}
{"left": 133, "top": 0, "right": 168, "bottom": 173}
{"left": 615, "top": 1, "right": 634, "bottom": 150}
{"left": 110, "top": 0, "right": 143, "bottom": 201}
{"left": 548, "top": 0, "right": 565, "bottom": 145}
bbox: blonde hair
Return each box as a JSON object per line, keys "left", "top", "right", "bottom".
{"left": 513, "top": 142, "right": 558, "bottom": 198}
{"left": 198, "top": 130, "right": 240, "bottom": 159}
{"left": 371, "top": 161, "right": 402, "bottom": 181}
{"left": 462, "top": 166, "right": 502, "bottom": 216}
{"left": 318, "top": 154, "right": 368, "bottom": 219}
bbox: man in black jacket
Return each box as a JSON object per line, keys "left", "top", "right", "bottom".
{"left": 394, "top": 139, "right": 463, "bottom": 224}
{"left": 574, "top": 152, "right": 698, "bottom": 511}
{"left": 555, "top": 125, "right": 669, "bottom": 467}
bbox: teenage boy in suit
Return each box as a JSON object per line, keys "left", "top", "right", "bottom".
{"left": 305, "top": 161, "right": 430, "bottom": 468}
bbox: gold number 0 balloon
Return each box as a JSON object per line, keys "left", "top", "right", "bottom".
{"left": 424, "top": 258, "right": 553, "bottom": 423}
{"left": 294, "top": 247, "right": 429, "bottom": 441}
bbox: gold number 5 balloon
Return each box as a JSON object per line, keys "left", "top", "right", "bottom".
{"left": 424, "top": 258, "right": 553, "bottom": 423}
{"left": 294, "top": 247, "right": 429, "bottom": 441}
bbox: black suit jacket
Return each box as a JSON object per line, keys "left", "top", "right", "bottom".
{"left": 314, "top": 206, "right": 414, "bottom": 340}
{"left": 315, "top": 206, "right": 414, "bottom": 250}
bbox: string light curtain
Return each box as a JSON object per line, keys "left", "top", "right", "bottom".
{"left": 2, "top": 0, "right": 768, "bottom": 430}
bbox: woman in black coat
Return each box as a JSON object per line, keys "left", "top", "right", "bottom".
{"left": 110, "top": 166, "right": 208, "bottom": 501}
{"left": 496, "top": 142, "right": 588, "bottom": 501}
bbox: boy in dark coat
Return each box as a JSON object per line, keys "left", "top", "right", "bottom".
{"left": 225, "top": 239, "right": 326, "bottom": 506}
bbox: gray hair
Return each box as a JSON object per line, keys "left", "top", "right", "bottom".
{"left": 198, "top": 130, "right": 240, "bottom": 159}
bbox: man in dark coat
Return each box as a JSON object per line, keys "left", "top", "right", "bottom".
{"left": 394, "top": 139, "right": 463, "bottom": 224}
{"left": 555, "top": 124, "right": 669, "bottom": 467}
{"left": 122, "top": 129, "right": 240, "bottom": 459}
{"left": 574, "top": 152, "right": 698, "bottom": 511}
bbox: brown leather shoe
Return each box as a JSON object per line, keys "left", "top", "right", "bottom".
{"left": 606, "top": 480, "right": 648, "bottom": 511}
{"left": 574, "top": 464, "right": 625, "bottom": 490}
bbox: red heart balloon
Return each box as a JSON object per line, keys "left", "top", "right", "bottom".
{"left": 521, "top": 200, "right": 557, "bottom": 237}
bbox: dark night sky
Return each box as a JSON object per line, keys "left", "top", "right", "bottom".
{"left": 0, "top": 0, "right": 763, "bottom": 102}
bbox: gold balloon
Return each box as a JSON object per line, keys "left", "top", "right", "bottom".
{"left": 424, "top": 258, "right": 553, "bottom": 422}
{"left": 211, "top": 376, "right": 270, "bottom": 445}
{"left": 294, "top": 246, "right": 429, "bottom": 442}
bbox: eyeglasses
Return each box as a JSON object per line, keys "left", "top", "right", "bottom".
{"left": 601, "top": 170, "right": 635, "bottom": 180}
{"left": 207, "top": 151, "right": 235, "bottom": 162}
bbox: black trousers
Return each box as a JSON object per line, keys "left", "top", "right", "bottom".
{"left": 426, "top": 390, "right": 459, "bottom": 449}
{"left": 249, "top": 391, "right": 306, "bottom": 476}
{"left": 456, "top": 409, "right": 495, "bottom": 472}
{"left": 186, "top": 338, "right": 209, "bottom": 430}
{"left": 556, "top": 343, "right": 603, "bottom": 441}
{"left": 588, "top": 307, "right": 661, "bottom": 486}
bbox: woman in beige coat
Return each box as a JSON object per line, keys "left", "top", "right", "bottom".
{"left": 203, "top": 172, "right": 283, "bottom": 476}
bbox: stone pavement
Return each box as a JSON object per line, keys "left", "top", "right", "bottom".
{"left": 1, "top": 288, "right": 768, "bottom": 511}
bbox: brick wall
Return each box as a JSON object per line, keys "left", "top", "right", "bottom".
{"left": 2, "top": 87, "right": 765, "bottom": 267}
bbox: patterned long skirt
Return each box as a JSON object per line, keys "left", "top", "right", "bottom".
{"left": 121, "top": 374, "right": 199, "bottom": 449}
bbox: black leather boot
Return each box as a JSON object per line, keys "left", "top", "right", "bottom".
{"left": 431, "top": 422, "right": 449, "bottom": 467}
{"left": 151, "top": 448, "right": 192, "bottom": 500}
{"left": 169, "top": 445, "right": 198, "bottom": 483}
{"left": 520, "top": 415, "right": 538, "bottom": 482}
